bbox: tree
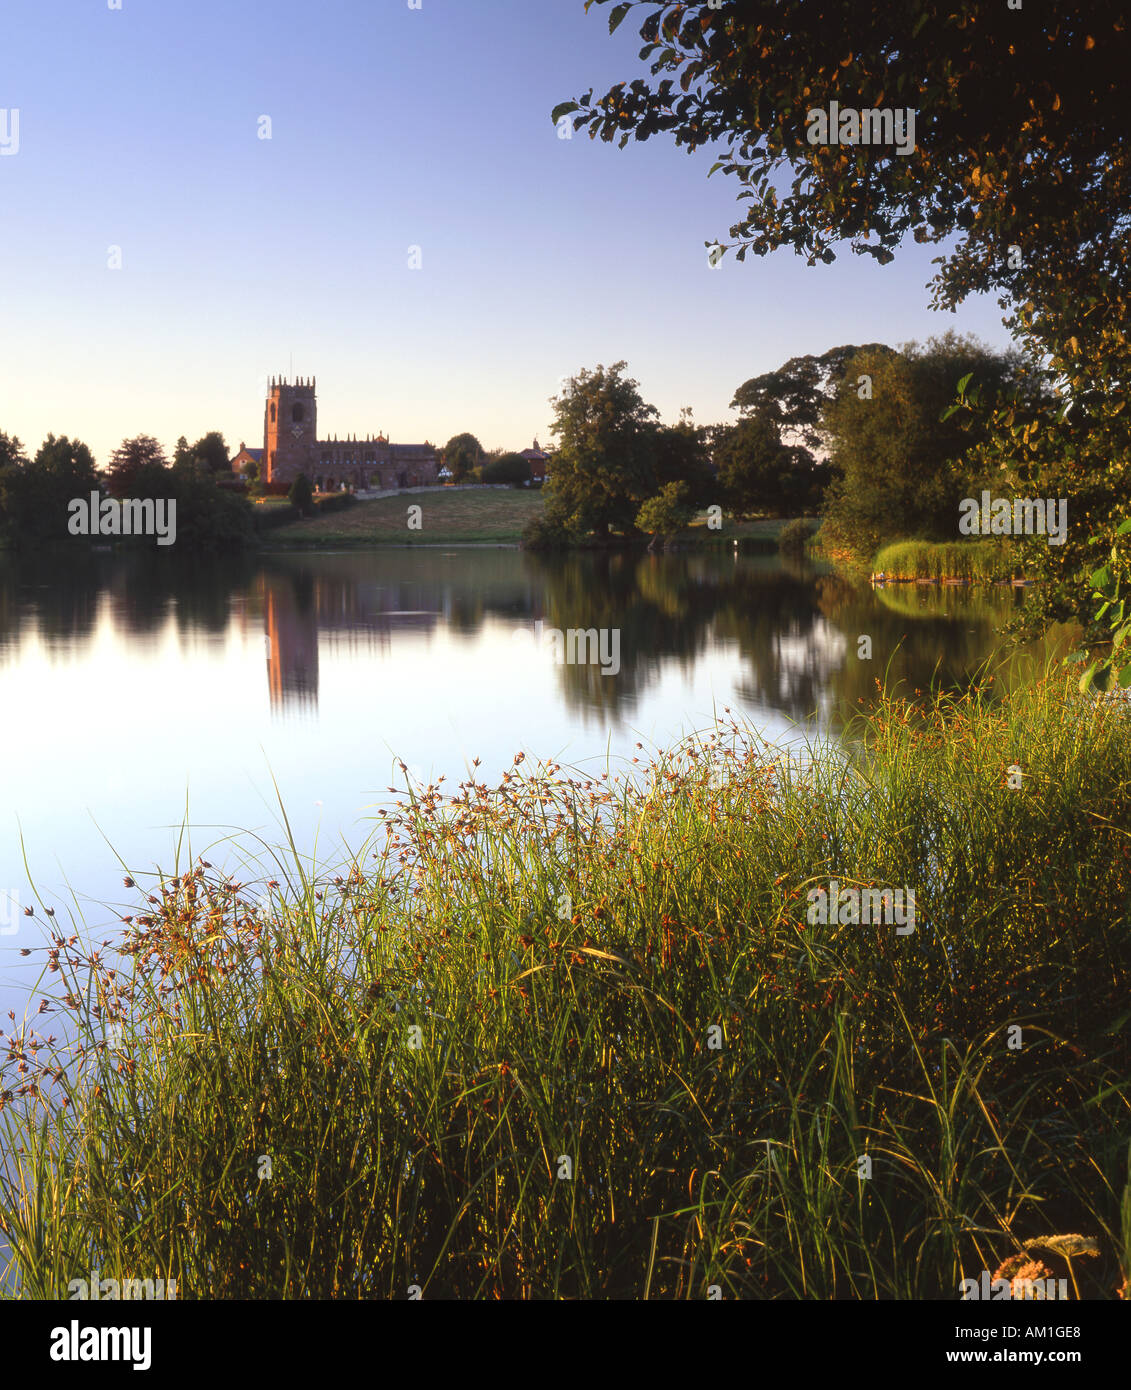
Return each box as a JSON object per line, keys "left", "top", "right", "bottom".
{"left": 35, "top": 435, "right": 101, "bottom": 541}
{"left": 0, "top": 432, "right": 28, "bottom": 471}
{"left": 0, "top": 432, "right": 30, "bottom": 538}
{"left": 636, "top": 480, "right": 695, "bottom": 541}
{"left": 712, "top": 413, "right": 815, "bottom": 520}
{"left": 820, "top": 334, "right": 1028, "bottom": 558}
{"left": 560, "top": 2, "right": 1131, "bottom": 619}
{"left": 650, "top": 410, "right": 715, "bottom": 508}
{"left": 173, "top": 436, "right": 194, "bottom": 471}
{"left": 192, "top": 432, "right": 231, "bottom": 475}
{"left": 481, "top": 452, "right": 532, "bottom": 487}
{"left": 105, "top": 435, "right": 168, "bottom": 499}
{"left": 0, "top": 434, "right": 100, "bottom": 543}
{"left": 288, "top": 474, "right": 314, "bottom": 516}
{"left": 559, "top": 3, "right": 1128, "bottom": 366}
{"left": 36, "top": 433, "right": 98, "bottom": 480}
{"left": 543, "top": 362, "right": 659, "bottom": 539}
{"left": 442, "top": 433, "right": 484, "bottom": 483}
{"left": 731, "top": 345, "right": 896, "bottom": 456}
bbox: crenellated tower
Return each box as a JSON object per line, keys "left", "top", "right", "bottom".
{"left": 263, "top": 376, "right": 317, "bottom": 484}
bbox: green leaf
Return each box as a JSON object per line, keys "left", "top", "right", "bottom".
{"left": 550, "top": 101, "right": 580, "bottom": 125}
{"left": 956, "top": 373, "right": 973, "bottom": 396}
{"left": 609, "top": 2, "right": 632, "bottom": 34}
{"left": 1117, "top": 519, "right": 1131, "bottom": 536}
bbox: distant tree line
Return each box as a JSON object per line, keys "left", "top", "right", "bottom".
{"left": 0, "top": 431, "right": 253, "bottom": 550}
{"left": 523, "top": 334, "right": 1025, "bottom": 549}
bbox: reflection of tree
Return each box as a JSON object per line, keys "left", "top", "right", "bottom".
{"left": 526, "top": 551, "right": 1016, "bottom": 731}
{"left": 0, "top": 550, "right": 104, "bottom": 652}
{"left": 812, "top": 574, "right": 1021, "bottom": 726}
{"left": 712, "top": 560, "right": 837, "bottom": 721}
{"left": 527, "top": 551, "right": 727, "bottom": 722}
{"left": 0, "top": 547, "right": 1022, "bottom": 732}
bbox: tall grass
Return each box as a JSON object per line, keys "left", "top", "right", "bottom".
{"left": 874, "top": 538, "right": 1018, "bottom": 581}
{"left": 2, "top": 670, "right": 1129, "bottom": 1299}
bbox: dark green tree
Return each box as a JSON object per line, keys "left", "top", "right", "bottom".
{"left": 650, "top": 410, "right": 715, "bottom": 508}
{"left": 732, "top": 346, "right": 897, "bottom": 455}
{"left": 0, "top": 432, "right": 31, "bottom": 538}
{"left": 0, "top": 432, "right": 29, "bottom": 471}
{"left": 442, "top": 433, "right": 484, "bottom": 483}
{"left": 481, "top": 452, "right": 532, "bottom": 487}
{"left": 820, "top": 334, "right": 1028, "bottom": 558}
{"left": 543, "top": 362, "right": 659, "bottom": 540}
{"left": 191, "top": 432, "right": 231, "bottom": 475}
{"left": 560, "top": 2, "right": 1131, "bottom": 619}
{"left": 712, "top": 413, "right": 815, "bottom": 520}
{"left": 105, "top": 435, "right": 169, "bottom": 499}
{"left": 288, "top": 473, "right": 314, "bottom": 516}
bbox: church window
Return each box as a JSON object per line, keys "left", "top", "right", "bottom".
{"left": 292, "top": 402, "right": 305, "bottom": 424}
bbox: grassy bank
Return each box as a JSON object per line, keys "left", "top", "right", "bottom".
{"left": 873, "top": 539, "right": 1020, "bottom": 582}
{"left": 2, "top": 671, "right": 1130, "bottom": 1299}
{"left": 262, "top": 488, "right": 544, "bottom": 546}
{"left": 257, "top": 489, "right": 815, "bottom": 551}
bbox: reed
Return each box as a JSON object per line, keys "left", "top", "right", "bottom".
{"left": 874, "top": 538, "right": 1017, "bottom": 582}
{"left": 2, "top": 669, "right": 1129, "bottom": 1299}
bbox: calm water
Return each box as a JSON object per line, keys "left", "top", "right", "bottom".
{"left": 0, "top": 545, "right": 1021, "bottom": 1018}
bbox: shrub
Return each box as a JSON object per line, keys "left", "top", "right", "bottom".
{"left": 481, "top": 453, "right": 532, "bottom": 488}
{"left": 635, "top": 481, "right": 695, "bottom": 539}
{"left": 778, "top": 518, "right": 817, "bottom": 555}
{"left": 521, "top": 512, "right": 572, "bottom": 550}
{"left": 288, "top": 474, "right": 314, "bottom": 517}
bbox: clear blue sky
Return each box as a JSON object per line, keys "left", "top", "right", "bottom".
{"left": 0, "top": 0, "right": 1014, "bottom": 465}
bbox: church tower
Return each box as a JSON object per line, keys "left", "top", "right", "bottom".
{"left": 264, "top": 377, "right": 317, "bottom": 485}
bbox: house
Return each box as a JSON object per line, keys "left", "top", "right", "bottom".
{"left": 519, "top": 438, "right": 551, "bottom": 481}
{"left": 230, "top": 442, "right": 264, "bottom": 476}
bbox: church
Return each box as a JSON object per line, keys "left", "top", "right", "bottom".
{"left": 241, "top": 377, "right": 440, "bottom": 492}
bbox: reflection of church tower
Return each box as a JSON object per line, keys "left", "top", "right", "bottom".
{"left": 263, "top": 572, "right": 319, "bottom": 710}
{"left": 264, "top": 377, "right": 317, "bottom": 485}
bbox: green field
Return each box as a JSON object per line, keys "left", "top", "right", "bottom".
{"left": 260, "top": 488, "right": 813, "bottom": 548}
{"left": 262, "top": 488, "right": 545, "bottom": 545}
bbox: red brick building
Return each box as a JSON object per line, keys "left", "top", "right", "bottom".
{"left": 519, "top": 438, "right": 551, "bottom": 481}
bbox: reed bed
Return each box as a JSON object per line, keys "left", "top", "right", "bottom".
{"left": 873, "top": 539, "right": 1018, "bottom": 582}
{"left": 2, "top": 670, "right": 1129, "bottom": 1300}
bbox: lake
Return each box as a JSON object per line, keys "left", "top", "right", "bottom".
{"left": 0, "top": 544, "right": 1021, "bottom": 1022}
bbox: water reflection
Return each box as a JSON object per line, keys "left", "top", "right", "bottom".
{"left": 0, "top": 547, "right": 1023, "bottom": 734}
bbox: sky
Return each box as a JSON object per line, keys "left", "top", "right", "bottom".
{"left": 0, "top": 0, "right": 1017, "bottom": 466}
